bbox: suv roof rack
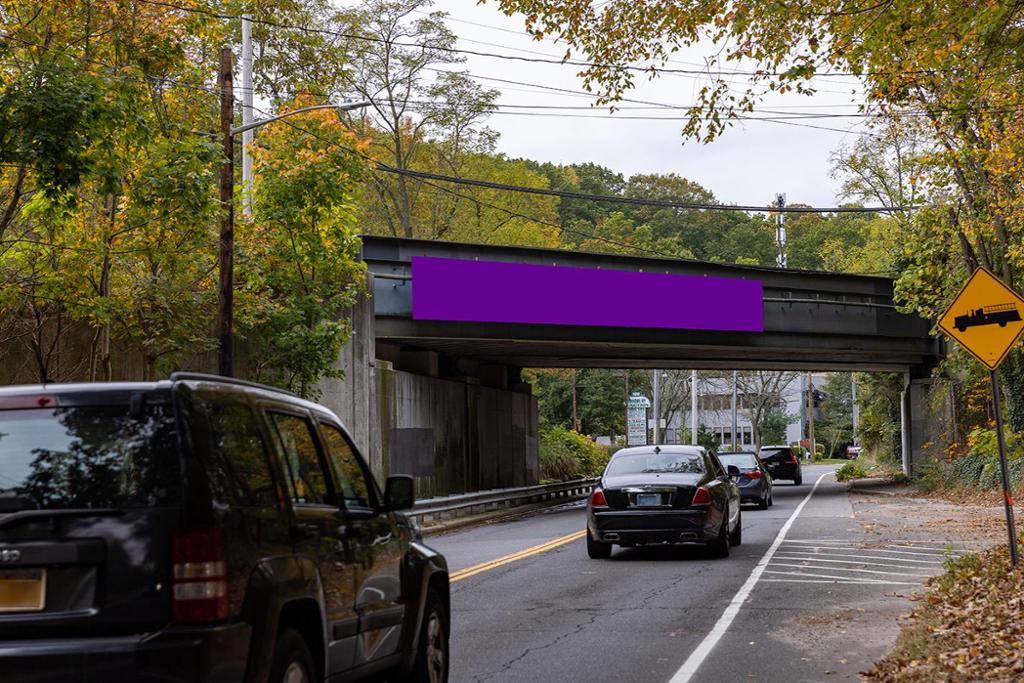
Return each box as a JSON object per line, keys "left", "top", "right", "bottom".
{"left": 169, "top": 372, "right": 299, "bottom": 398}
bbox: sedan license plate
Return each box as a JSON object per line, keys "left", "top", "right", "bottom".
{"left": 636, "top": 493, "right": 661, "bottom": 506}
{"left": 0, "top": 569, "right": 46, "bottom": 612}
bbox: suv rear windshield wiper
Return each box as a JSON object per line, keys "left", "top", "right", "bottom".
{"left": 0, "top": 508, "right": 125, "bottom": 530}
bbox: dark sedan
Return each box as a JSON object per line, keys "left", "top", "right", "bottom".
{"left": 718, "top": 452, "right": 773, "bottom": 509}
{"left": 758, "top": 444, "right": 804, "bottom": 485}
{"left": 586, "top": 445, "right": 742, "bottom": 559}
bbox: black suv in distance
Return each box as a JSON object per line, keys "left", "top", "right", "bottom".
{"left": 0, "top": 374, "right": 449, "bottom": 683}
{"left": 758, "top": 444, "right": 803, "bottom": 485}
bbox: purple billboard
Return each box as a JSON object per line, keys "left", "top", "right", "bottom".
{"left": 411, "top": 256, "right": 764, "bottom": 332}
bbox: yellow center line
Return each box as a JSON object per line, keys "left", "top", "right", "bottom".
{"left": 449, "top": 529, "right": 587, "bottom": 583}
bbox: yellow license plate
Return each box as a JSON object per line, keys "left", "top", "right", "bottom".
{"left": 0, "top": 570, "right": 46, "bottom": 612}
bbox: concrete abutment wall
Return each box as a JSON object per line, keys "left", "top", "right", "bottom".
{"left": 318, "top": 275, "right": 540, "bottom": 498}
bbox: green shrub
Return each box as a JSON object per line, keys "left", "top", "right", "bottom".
{"left": 835, "top": 461, "right": 867, "bottom": 481}
{"left": 913, "top": 461, "right": 944, "bottom": 492}
{"left": 979, "top": 461, "right": 1002, "bottom": 489}
{"left": 949, "top": 453, "right": 988, "bottom": 487}
{"left": 539, "top": 428, "right": 609, "bottom": 482}
{"left": 966, "top": 426, "right": 1023, "bottom": 459}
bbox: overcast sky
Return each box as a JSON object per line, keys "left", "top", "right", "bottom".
{"left": 435, "top": 1, "right": 871, "bottom": 210}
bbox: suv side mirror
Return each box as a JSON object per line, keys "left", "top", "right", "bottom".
{"left": 383, "top": 475, "right": 415, "bottom": 512}
{"left": 727, "top": 465, "right": 741, "bottom": 478}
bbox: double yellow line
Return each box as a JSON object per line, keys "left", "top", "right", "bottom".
{"left": 449, "top": 529, "right": 587, "bottom": 583}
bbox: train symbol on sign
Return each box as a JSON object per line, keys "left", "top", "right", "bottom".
{"left": 954, "top": 303, "right": 1022, "bottom": 332}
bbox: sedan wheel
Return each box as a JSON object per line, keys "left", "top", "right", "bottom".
{"left": 587, "top": 531, "right": 612, "bottom": 559}
{"left": 729, "top": 509, "right": 742, "bottom": 546}
{"left": 709, "top": 509, "right": 730, "bottom": 558}
{"left": 758, "top": 490, "right": 769, "bottom": 510}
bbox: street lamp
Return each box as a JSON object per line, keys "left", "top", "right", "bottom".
{"left": 215, "top": 46, "right": 370, "bottom": 376}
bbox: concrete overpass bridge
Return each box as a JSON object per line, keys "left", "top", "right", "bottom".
{"left": 324, "top": 237, "right": 943, "bottom": 499}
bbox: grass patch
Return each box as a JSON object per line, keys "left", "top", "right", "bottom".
{"left": 835, "top": 461, "right": 867, "bottom": 481}
{"left": 814, "top": 457, "right": 857, "bottom": 465}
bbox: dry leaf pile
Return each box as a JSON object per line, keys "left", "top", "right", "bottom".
{"left": 866, "top": 542, "right": 1024, "bottom": 682}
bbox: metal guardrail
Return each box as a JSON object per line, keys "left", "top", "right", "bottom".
{"left": 409, "top": 478, "right": 598, "bottom": 526}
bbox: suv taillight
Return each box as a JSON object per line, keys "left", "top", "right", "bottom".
{"left": 171, "top": 527, "right": 228, "bottom": 623}
{"left": 691, "top": 487, "right": 711, "bottom": 506}
{"left": 786, "top": 453, "right": 799, "bottom": 464}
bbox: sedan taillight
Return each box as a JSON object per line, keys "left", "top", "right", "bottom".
{"left": 690, "top": 487, "right": 711, "bottom": 506}
{"left": 590, "top": 488, "right": 607, "bottom": 507}
{"left": 745, "top": 469, "right": 762, "bottom": 480}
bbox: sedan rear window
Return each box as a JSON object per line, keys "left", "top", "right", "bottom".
{"left": 606, "top": 452, "right": 705, "bottom": 475}
{"left": 718, "top": 453, "right": 758, "bottom": 469}
{"left": 0, "top": 406, "right": 179, "bottom": 510}
{"left": 759, "top": 448, "right": 790, "bottom": 459}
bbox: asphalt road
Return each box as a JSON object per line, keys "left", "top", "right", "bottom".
{"left": 427, "top": 465, "right": 974, "bottom": 683}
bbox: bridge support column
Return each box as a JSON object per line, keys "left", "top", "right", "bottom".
{"left": 901, "top": 373, "right": 952, "bottom": 477}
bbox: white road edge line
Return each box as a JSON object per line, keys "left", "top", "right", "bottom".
{"left": 667, "top": 470, "right": 832, "bottom": 683}
{"left": 761, "top": 578, "right": 919, "bottom": 585}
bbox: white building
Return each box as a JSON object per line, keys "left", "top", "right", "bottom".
{"left": 661, "top": 372, "right": 827, "bottom": 451}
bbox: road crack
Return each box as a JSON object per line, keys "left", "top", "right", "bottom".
{"left": 471, "top": 610, "right": 605, "bottom": 682}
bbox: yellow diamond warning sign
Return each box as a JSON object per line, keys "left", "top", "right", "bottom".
{"left": 938, "top": 267, "right": 1024, "bottom": 370}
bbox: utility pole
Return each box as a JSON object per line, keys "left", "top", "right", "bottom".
{"left": 775, "top": 193, "right": 787, "bottom": 269}
{"left": 807, "top": 371, "right": 817, "bottom": 461}
{"left": 241, "top": 15, "right": 254, "bottom": 216}
{"left": 652, "top": 369, "right": 661, "bottom": 444}
{"left": 571, "top": 369, "right": 579, "bottom": 432}
{"left": 217, "top": 47, "right": 235, "bottom": 377}
{"left": 731, "top": 370, "right": 738, "bottom": 451}
{"left": 851, "top": 374, "right": 859, "bottom": 446}
{"left": 690, "top": 370, "right": 699, "bottom": 446}
{"left": 623, "top": 370, "right": 629, "bottom": 445}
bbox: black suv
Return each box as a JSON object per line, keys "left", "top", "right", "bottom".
{"left": 0, "top": 374, "right": 449, "bottom": 683}
{"left": 757, "top": 444, "right": 804, "bottom": 485}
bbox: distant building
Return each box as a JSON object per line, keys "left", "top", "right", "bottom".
{"left": 662, "top": 372, "right": 827, "bottom": 451}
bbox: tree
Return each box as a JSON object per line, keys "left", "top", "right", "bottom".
{"left": 488, "top": 0, "right": 1024, "bottom": 428}
{"left": 855, "top": 371, "right": 907, "bottom": 464}
{"left": 735, "top": 371, "right": 800, "bottom": 451}
{"left": 760, "top": 408, "right": 791, "bottom": 447}
{"left": 817, "top": 373, "right": 854, "bottom": 457}
{"left": 242, "top": 100, "right": 371, "bottom": 396}
{"left": 0, "top": 0, "right": 226, "bottom": 382}
{"left": 336, "top": 0, "right": 498, "bottom": 238}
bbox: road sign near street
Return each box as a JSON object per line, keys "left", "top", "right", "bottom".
{"left": 627, "top": 393, "right": 649, "bottom": 446}
{"left": 628, "top": 393, "right": 651, "bottom": 409}
{"left": 938, "top": 266, "right": 1022, "bottom": 566}
{"left": 937, "top": 267, "right": 1024, "bottom": 370}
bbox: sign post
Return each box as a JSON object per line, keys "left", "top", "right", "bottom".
{"left": 938, "top": 266, "right": 1024, "bottom": 566}
{"left": 627, "top": 393, "right": 651, "bottom": 447}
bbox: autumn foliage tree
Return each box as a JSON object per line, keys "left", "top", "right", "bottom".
{"left": 242, "top": 101, "right": 371, "bottom": 396}
{"left": 490, "top": 0, "right": 1024, "bottom": 428}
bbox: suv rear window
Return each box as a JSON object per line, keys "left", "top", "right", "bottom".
{"left": 0, "top": 405, "right": 179, "bottom": 509}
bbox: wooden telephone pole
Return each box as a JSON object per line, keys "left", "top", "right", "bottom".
{"left": 217, "top": 47, "right": 235, "bottom": 377}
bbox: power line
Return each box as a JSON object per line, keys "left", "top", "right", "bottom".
{"left": 132, "top": 0, "right": 982, "bottom": 81}
{"left": 374, "top": 167, "right": 907, "bottom": 213}
{"left": 252, "top": 104, "right": 686, "bottom": 259}
{"left": 252, "top": 102, "right": 907, "bottom": 213}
